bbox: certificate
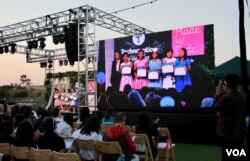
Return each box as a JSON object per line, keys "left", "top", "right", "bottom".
{"left": 137, "top": 68, "right": 147, "bottom": 77}
{"left": 162, "top": 64, "right": 174, "bottom": 73}
{"left": 73, "top": 96, "right": 77, "bottom": 101}
{"left": 121, "top": 65, "right": 131, "bottom": 74}
{"left": 174, "top": 67, "right": 186, "bottom": 76}
{"left": 54, "top": 95, "right": 58, "bottom": 99}
{"left": 69, "top": 95, "right": 74, "bottom": 99}
{"left": 148, "top": 71, "right": 159, "bottom": 80}
{"left": 61, "top": 96, "right": 64, "bottom": 100}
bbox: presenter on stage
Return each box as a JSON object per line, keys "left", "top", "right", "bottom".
{"left": 175, "top": 48, "right": 192, "bottom": 93}
{"left": 162, "top": 49, "right": 176, "bottom": 89}
{"left": 119, "top": 52, "right": 133, "bottom": 92}
{"left": 148, "top": 50, "right": 162, "bottom": 88}
{"left": 133, "top": 49, "right": 148, "bottom": 90}
{"left": 110, "top": 51, "right": 122, "bottom": 92}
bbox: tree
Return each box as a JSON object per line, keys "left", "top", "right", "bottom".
{"left": 20, "top": 74, "right": 32, "bottom": 86}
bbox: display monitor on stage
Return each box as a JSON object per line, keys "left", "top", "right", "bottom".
{"left": 96, "top": 24, "right": 215, "bottom": 110}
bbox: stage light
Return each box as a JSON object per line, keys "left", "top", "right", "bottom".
{"left": 4, "top": 45, "right": 9, "bottom": 53}
{"left": 32, "top": 40, "right": 38, "bottom": 48}
{"left": 0, "top": 47, "right": 3, "bottom": 54}
{"left": 10, "top": 43, "right": 17, "bottom": 54}
{"left": 53, "top": 35, "right": 60, "bottom": 45}
{"left": 64, "top": 60, "right": 68, "bottom": 66}
{"left": 59, "top": 60, "right": 63, "bottom": 66}
{"left": 27, "top": 41, "right": 33, "bottom": 49}
{"left": 40, "top": 62, "right": 47, "bottom": 68}
{"left": 38, "top": 37, "right": 46, "bottom": 49}
{"left": 70, "top": 61, "right": 74, "bottom": 66}
{"left": 59, "top": 34, "right": 65, "bottom": 44}
{"left": 48, "top": 60, "right": 53, "bottom": 68}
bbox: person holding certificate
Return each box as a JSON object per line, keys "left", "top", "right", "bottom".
{"left": 133, "top": 49, "right": 148, "bottom": 90}
{"left": 162, "top": 49, "right": 176, "bottom": 89}
{"left": 54, "top": 88, "right": 61, "bottom": 109}
{"left": 148, "top": 51, "right": 162, "bottom": 88}
{"left": 110, "top": 51, "right": 122, "bottom": 92}
{"left": 175, "top": 48, "right": 192, "bottom": 93}
{"left": 119, "top": 52, "right": 133, "bottom": 92}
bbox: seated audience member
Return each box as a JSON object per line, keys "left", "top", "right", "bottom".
{"left": 13, "top": 120, "right": 36, "bottom": 148}
{"left": 13, "top": 114, "right": 25, "bottom": 133}
{"left": 56, "top": 113, "right": 73, "bottom": 136}
{"left": 136, "top": 111, "right": 159, "bottom": 159}
{"left": 52, "top": 108, "right": 63, "bottom": 123}
{"left": 78, "top": 107, "right": 91, "bottom": 123}
{"left": 103, "top": 112, "right": 138, "bottom": 161}
{"left": 72, "top": 116, "right": 102, "bottom": 161}
{"left": 33, "top": 107, "right": 50, "bottom": 133}
{"left": 38, "top": 117, "right": 65, "bottom": 152}
{"left": 0, "top": 120, "right": 14, "bottom": 144}
{"left": 102, "top": 107, "right": 115, "bottom": 125}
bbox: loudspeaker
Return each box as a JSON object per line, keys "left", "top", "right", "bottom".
{"left": 64, "top": 23, "right": 85, "bottom": 64}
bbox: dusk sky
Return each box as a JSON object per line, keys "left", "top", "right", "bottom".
{"left": 0, "top": 0, "right": 249, "bottom": 85}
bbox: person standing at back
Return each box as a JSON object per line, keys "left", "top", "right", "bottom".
{"left": 214, "top": 74, "right": 246, "bottom": 147}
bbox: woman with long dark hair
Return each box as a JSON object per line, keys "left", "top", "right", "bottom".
{"left": 175, "top": 48, "right": 192, "bottom": 93}
{"left": 111, "top": 51, "right": 122, "bottom": 92}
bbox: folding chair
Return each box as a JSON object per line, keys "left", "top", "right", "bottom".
{"left": 50, "top": 151, "right": 80, "bottom": 161}
{"left": 72, "top": 123, "right": 81, "bottom": 131}
{"left": 29, "top": 147, "right": 51, "bottom": 161}
{"left": 0, "top": 143, "right": 10, "bottom": 155}
{"left": 157, "top": 127, "right": 175, "bottom": 161}
{"left": 10, "top": 144, "right": 30, "bottom": 160}
{"left": 95, "top": 141, "right": 123, "bottom": 161}
{"left": 133, "top": 133, "right": 154, "bottom": 161}
{"left": 73, "top": 139, "right": 97, "bottom": 161}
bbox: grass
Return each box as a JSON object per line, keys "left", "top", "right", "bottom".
{"left": 158, "top": 143, "right": 221, "bottom": 161}
{"left": 175, "top": 143, "right": 221, "bottom": 161}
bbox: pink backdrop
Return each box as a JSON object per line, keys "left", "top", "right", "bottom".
{"left": 172, "top": 25, "right": 204, "bottom": 57}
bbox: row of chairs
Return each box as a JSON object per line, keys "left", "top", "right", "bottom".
{"left": 0, "top": 144, "right": 80, "bottom": 161}
{"left": 71, "top": 124, "right": 175, "bottom": 161}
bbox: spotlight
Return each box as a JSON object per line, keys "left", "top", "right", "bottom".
{"left": 59, "top": 34, "right": 65, "bottom": 44}
{"left": 70, "top": 61, "right": 74, "bottom": 66}
{"left": 59, "top": 60, "right": 63, "bottom": 66}
{"left": 27, "top": 41, "right": 33, "bottom": 49}
{"left": 10, "top": 43, "right": 17, "bottom": 54}
{"left": 32, "top": 40, "right": 38, "bottom": 48}
{"left": 38, "top": 37, "right": 46, "bottom": 49}
{"left": 0, "top": 47, "right": 3, "bottom": 54}
{"left": 48, "top": 60, "right": 53, "bottom": 68}
{"left": 53, "top": 35, "right": 60, "bottom": 45}
{"left": 64, "top": 60, "right": 68, "bottom": 66}
{"left": 40, "top": 62, "right": 47, "bottom": 68}
{"left": 4, "top": 45, "right": 9, "bottom": 53}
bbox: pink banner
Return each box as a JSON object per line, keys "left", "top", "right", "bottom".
{"left": 172, "top": 25, "right": 204, "bottom": 57}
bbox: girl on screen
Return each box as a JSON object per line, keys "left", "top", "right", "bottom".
{"left": 148, "top": 51, "right": 162, "bottom": 88}
{"left": 175, "top": 48, "right": 192, "bottom": 93}
{"left": 119, "top": 52, "right": 133, "bottom": 92}
{"left": 133, "top": 49, "right": 148, "bottom": 90}
{"left": 162, "top": 49, "right": 176, "bottom": 89}
{"left": 110, "top": 51, "right": 122, "bottom": 92}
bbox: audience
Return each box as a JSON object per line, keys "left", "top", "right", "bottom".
{"left": 56, "top": 113, "right": 73, "bottom": 136}
{"left": 13, "top": 120, "right": 36, "bottom": 148}
{"left": 52, "top": 108, "right": 63, "bottom": 123}
{"left": 101, "top": 107, "right": 115, "bottom": 125}
{"left": 103, "top": 112, "right": 137, "bottom": 161}
{"left": 38, "top": 117, "right": 65, "bottom": 152}
{"left": 75, "top": 116, "right": 102, "bottom": 161}
{"left": 0, "top": 120, "right": 14, "bottom": 144}
{"left": 135, "top": 111, "right": 159, "bottom": 159}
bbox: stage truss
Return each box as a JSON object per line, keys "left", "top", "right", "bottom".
{"left": 0, "top": 4, "right": 153, "bottom": 109}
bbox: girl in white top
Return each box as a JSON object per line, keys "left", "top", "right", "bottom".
{"left": 162, "top": 49, "right": 176, "bottom": 89}
{"left": 72, "top": 116, "right": 102, "bottom": 161}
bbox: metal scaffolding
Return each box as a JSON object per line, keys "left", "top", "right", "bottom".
{"left": 0, "top": 4, "right": 153, "bottom": 108}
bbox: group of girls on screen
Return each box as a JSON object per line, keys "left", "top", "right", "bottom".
{"left": 111, "top": 47, "right": 192, "bottom": 93}
{"left": 53, "top": 88, "right": 79, "bottom": 112}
